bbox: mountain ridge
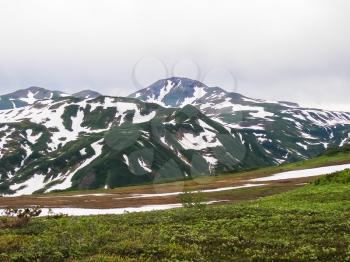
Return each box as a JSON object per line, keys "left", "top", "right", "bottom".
{"left": 0, "top": 87, "right": 102, "bottom": 110}
{"left": 0, "top": 77, "right": 349, "bottom": 195}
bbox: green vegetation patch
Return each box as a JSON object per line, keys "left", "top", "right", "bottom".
{"left": 61, "top": 105, "right": 79, "bottom": 131}
{"left": 313, "top": 168, "right": 350, "bottom": 185}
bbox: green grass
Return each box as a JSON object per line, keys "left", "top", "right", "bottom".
{"left": 314, "top": 169, "right": 350, "bottom": 186}
{"left": 1, "top": 170, "right": 350, "bottom": 261}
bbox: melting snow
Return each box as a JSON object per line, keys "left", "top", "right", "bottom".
{"left": 181, "top": 87, "right": 207, "bottom": 106}
{"left": 251, "top": 164, "right": 350, "bottom": 182}
{"left": 206, "top": 98, "right": 274, "bottom": 119}
{"left": 80, "top": 148, "right": 87, "bottom": 156}
{"left": 0, "top": 201, "right": 225, "bottom": 217}
{"left": 145, "top": 80, "right": 174, "bottom": 107}
{"left": 122, "top": 183, "right": 265, "bottom": 199}
{"left": 296, "top": 142, "right": 308, "bottom": 150}
{"left": 179, "top": 131, "right": 222, "bottom": 150}
{"left": 9, "top": 174, "right": 47, "bottom": 196}
{"left": 19, "top": 91, "right": 39, "bottom": 104}
{"left": 138, "top": 157, "right": 152, "bottom": 172}
{"left": 178, "top": 120, "right": 223, "bottom": 150}
{"left": 0, "top": 129, "right": 15, "bottom": 158}
{"left": 114, "top": 101, "right": 156, "bottom": 125}
{"left": 20, "top": 143, "right": 33, "bottom": 165}
{"left": 0, "top": 98, "right": 156, "bottom": 151}
{"left": 123, "top": 154, "right": 130, "bottom": 166}
{"left": 26, "top": 129, "right": 42, "bottom": 144}
{"left": 47, "top": 139, "right": 104, "bottom": 192}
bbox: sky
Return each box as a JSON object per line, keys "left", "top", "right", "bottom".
{"left": 0, "top": 0, "right": 349, "bottom": 111}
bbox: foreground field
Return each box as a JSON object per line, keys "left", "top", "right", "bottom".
{"left": 1, "top": 169, "right": 349, "bottom": 261}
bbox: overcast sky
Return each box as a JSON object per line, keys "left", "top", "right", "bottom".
{"left": 0, "top": 0, "right": 349, "bottom": 111}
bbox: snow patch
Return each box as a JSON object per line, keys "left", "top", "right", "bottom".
{"left": 19, "top": 91, "right": 39, "bottom": 104}
{"left": 9, "top": 174, "right": 47, "bottom": 196}
{"left": 123, "top": 184, "right": 265, "bottom": 199}
{"left": 26, "top": 129, "right": 42, "bottom": 144}
{"left": 47, "top": 139, "right": 104, "bottom": 192}
{"left": 251, "top": 164, "right": 350, "bottom": 182}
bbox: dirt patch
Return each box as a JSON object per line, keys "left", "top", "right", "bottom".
{"left": 0, "top": 175, "right": 317, "bottom": 209}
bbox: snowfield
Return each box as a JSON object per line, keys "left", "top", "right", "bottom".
{"left": 251, "top": 164, "right": 350, "bottom": 182}
{"left": 119, "top": 183, "right": 265, "bottom": 199}
{"left": 0, "top": 201, "right": 225, "bottom": 217}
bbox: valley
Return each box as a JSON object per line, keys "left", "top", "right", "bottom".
{"left": 1, "top": 146, "right": 349, "bottom": 212}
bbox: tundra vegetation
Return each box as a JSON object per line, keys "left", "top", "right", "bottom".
{"left": 0, "top": 169, "right": 349, "bottom": 261}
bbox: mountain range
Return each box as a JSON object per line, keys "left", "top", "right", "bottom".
{"left": 0, "top": 77, "right": 349, "bottom": 196}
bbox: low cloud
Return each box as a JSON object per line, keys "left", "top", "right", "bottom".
{"left": 0, "top": 0, "right": 349, "bottom": 111}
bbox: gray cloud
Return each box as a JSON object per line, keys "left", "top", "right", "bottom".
{"left": 0, "top": 0, "right": 349, "bottom": 111}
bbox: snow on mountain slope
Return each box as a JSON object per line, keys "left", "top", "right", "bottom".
{"left": 0, "top": 95, "right": 255, "bottom": 195}
{"left": 47, "top": 139, "right": 105, "bottom": 192}
{"left": 131, "top": 77, "right": 350, "bottom": 127}
{"left": 1, "top": 78, "right": 350, "bottom": 195}
{"left": 0, "top": 87, "right": 65, "bottom": 110}
{"left": 0, "top": 87, "right": 102, "bottom": 110}
{"left": 0, "top": 96, "right": 157, "bottom": 151}
{"left": 130, "top": 77, "right": 213, "bottom": 108}
{"left": 130, "top": 77, "right": 350, "bottom": 165}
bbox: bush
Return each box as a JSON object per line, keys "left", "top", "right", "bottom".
{"left": 314, "top": 169, "right": 350, "bottom": 185}
{"left": 0, "top": 206, "right": 42, "bottom": 229}
{"left": 178, "top": 191, "right": 206, "bottom": 209}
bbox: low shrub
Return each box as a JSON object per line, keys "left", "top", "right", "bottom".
{"left": 178, "top": 191, "right": 206, "bottom": 209}
{"left": 314, "top": 169, "right": 350, "bottom": 185}
{"left": 0, "top": 206, "right": 42, "bottom": 229}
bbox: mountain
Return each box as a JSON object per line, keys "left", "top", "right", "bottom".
{"left": 130, "top": 77, "right": 350, "bottom": 162}
{"left": 72, "top": 90, "right": 102, "bottom": 99}
{"left": 129, "top": 77, "right": 219, "bottom": 107}
{"left": 0, "top": 95, "right": 270, "bottom": 196}
{"left": 0, "top": 87, "right": 101, "bottom": 110}
{"left": 0, "top": 78, "right": 349, "bottom": 195}
{"left": 0, "top": 86, "right": 64, "bottom": 110}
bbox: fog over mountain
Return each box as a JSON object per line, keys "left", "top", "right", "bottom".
{"left": 0, "top": 0, "right": 349, "bottom": 111}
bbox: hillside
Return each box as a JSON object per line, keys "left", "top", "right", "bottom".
{"left": 0, "top": 95, "right": 265, "bottom": 195}
{"left": 131, "top": 77, "right": 350, "bottom": 162}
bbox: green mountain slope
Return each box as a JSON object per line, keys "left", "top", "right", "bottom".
{"left": 0, "top": 78, "right": 350, "bottom": 195}
{"left": 1, "top": 96, "right": 273, "bottom": 195}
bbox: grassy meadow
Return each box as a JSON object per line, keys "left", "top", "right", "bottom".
{"left": 0, "top": 168, "right": 349, "bottom": 261}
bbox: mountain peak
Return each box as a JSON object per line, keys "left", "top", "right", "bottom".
{"left": 129, "top": 77, "right": 217, "bottom": 107}
{"left": 0, "top": 87, "right": 101, "bottom": 110}
{"left": 25, "top": 86, "right": 45, "bottom": 92}
{"left": 129, "top": 77, "right": 304, "bottom": 111}
{"left": 159, "top": 77, "right": 208, "bottom": 88}
{"left": 72, "top": 90, "right": 101, "bottom": 99}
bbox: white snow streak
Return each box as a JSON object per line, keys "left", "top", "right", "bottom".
{"left": 47, "top": 139, "right": 104, "bottom": 192}
{"left": 251, "top": 164, "right": 350, "bottom": 182}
